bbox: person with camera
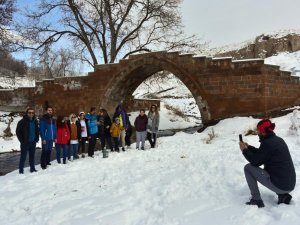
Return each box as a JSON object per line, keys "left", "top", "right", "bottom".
{"left": 239, "top": 119, "right": 296, "bottom": 208}
{"left": 40, "top": 106, "right": 57, "bottom": 169}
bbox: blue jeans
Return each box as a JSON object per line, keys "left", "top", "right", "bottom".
{"left": 19, "top": 142, "right": 36, "bottom": 173}
{"left": 41, "top": 140, "right": 53, "bottom": 169}
{"left": 55, "top": 144, "right": 68, "bottom": 164}
{"left": 68, "top": 144, "right": 79, "bottom": 159}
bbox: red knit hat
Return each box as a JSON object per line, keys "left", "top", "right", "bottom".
{"left": 257, "top": 119, "right": 275, "bottom": 133}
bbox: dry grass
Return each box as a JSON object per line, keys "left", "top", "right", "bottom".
{"left": 205, "top": 128, "right": 218, "bottom": 144}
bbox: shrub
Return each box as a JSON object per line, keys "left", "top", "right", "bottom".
{"left": 205, "top": 128, "right": 218, "bottom": 144}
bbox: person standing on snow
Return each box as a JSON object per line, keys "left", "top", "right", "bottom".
{"left": 134, "top": 109, "right": 148, "bottom": 150}
{"left": 239, "top": 118, "right": 296, "bottom": 208}
{"left": 86, "top": 107, "right": 99, "bottom": 157}
{"left": 113, "top": 102, "right": 130, "bottom": 151}
{"left": 78, "top": 112, "right": 89, "bottom": 158}
{"left": 55, "top": 116, "right": 70, "bottom": 164}
{"left": 110, "top": 117, "right": 122, "bottom": 152}
{"left": 147, "top": 104, "right": 160, "bottom": 148}
{"left": 125, "top": 116, "right": 133, "bottom": 149}
{"left": 67, "top": 113, "right": 81, "bottom": 160}
{"left": 97, "top": 108, "right": 113, "bottom": 152}
{"left": 16, "top": 107, "right": 39, "bottom": 174}
{"left": 39, "top": 106, "right": 57, "bottom": 170}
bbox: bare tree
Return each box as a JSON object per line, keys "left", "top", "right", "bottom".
{"left": 15, "top": 0, "right": 203, "bottom": 67}
{"left": 0, "top": 0, "right": 16, "bottom": 51}
{"left": 29, "top": 46, "right": 79, "bottom": 79}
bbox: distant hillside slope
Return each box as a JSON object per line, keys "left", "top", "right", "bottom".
{"left": 0, "top": 75, "right": 35, "bottom": 89}
{"left": 212, "top": 29, "right": 300, "bottom": 59}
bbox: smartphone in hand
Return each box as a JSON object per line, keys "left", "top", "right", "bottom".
{"left": 239, "top": 134, "right": 243, "bottom": 142}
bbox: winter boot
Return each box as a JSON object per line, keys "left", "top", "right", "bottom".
{"left": 245, "top": 199, "right": 265, "bottom": 208}
{"left": 277, "top": 194, "right": 292, "bottom": 205}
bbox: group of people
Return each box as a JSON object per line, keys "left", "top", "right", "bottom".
{"left": 16, "top": 103, "right": 160, "bottom": 174}
{"left": 15, "top": 103, "right": 297, "bottom": 208}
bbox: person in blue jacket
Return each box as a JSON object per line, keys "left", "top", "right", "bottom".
{"left": 39, "top": 106, "right": 57, "bottom": 169}
{"left": 85, "top": 107, "right": 99, "bottom": 157}
{"left": 239, "top": 119, "right": 296, "bottom": 208}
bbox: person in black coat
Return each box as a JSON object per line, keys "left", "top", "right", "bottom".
{"left": 16, "top": 108, "right": 39, "bottom": 174}
{"left": 239, "top": 119, "right": 296, "bottom": 208}
{"left": 97, "top": 109, "right": 113, "bottom": 151}
{"left": 125, "top": 116, "right": 133, "bottom": 149}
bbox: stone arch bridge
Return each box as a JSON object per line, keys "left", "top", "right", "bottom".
{"left": 1, "top": 51, "right": 300, "bottom": 125}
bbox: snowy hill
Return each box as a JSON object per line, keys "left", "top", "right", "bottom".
{"left": 0, "top": 111, "right": 300, "bottom": 225}
{"left": 210, "top": 29, "right": 300, "bottom": 59}
{"left": 209, "top": 29, "right": 300, "bottom": 55}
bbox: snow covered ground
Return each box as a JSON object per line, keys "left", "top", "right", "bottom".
{"left": 133, "top": 73, "right": 201, "bottom": 127}
{"left": 0, "top": 112, "right": 21, "bottom": 153}
{"left": 0, "top": 111, "right": 300, "bottom": 225}
{"left": 265, "top": 50, "right": 300, "bottom": 76}
{"left": 0, "top": 76, "right": 35, "bottom": 89}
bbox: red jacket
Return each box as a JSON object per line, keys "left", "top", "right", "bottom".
{"left": 56, "top": 123, "right": 70, "bottom": 144}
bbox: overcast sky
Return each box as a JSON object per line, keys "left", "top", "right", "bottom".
{"left": 181, "top": 0, "right": 300, "bottom": 47}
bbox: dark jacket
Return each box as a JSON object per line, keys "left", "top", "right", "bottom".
{"left": 97, "top": 114, "right": 112, "bottom": 137}
{"left": 243, "top": 133, "right": 296, "bottom": 191}
{"left": 134, "top": 115, "right": 148, "bottom": 132}
{"left": 16, "top": 115, "right": 39, "bottom": 144}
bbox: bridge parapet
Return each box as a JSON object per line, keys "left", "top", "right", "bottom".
{"left": 0, "top": 51, "right": 300, "bottom": 124}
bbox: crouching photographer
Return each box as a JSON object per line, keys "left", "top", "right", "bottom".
{"left": 239, "top": 119, "right": 296, "bottom": 208}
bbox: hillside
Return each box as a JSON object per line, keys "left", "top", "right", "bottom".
{"left": 211, "top": 29, "right": 300, "bottom": 59}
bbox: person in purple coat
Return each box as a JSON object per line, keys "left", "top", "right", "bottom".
{"left": 113, "top": 102, "right": 130, "bottom": 151}
{"left": 134, "top": 109, "right": 148, "bottom": 150}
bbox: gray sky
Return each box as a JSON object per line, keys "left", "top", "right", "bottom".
{"left": 181, "top": 0, "right": 300, "bottom": 47}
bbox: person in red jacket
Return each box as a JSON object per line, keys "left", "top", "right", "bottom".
{"left": 55, "top": 116, "right": 70, "bottom": 164}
